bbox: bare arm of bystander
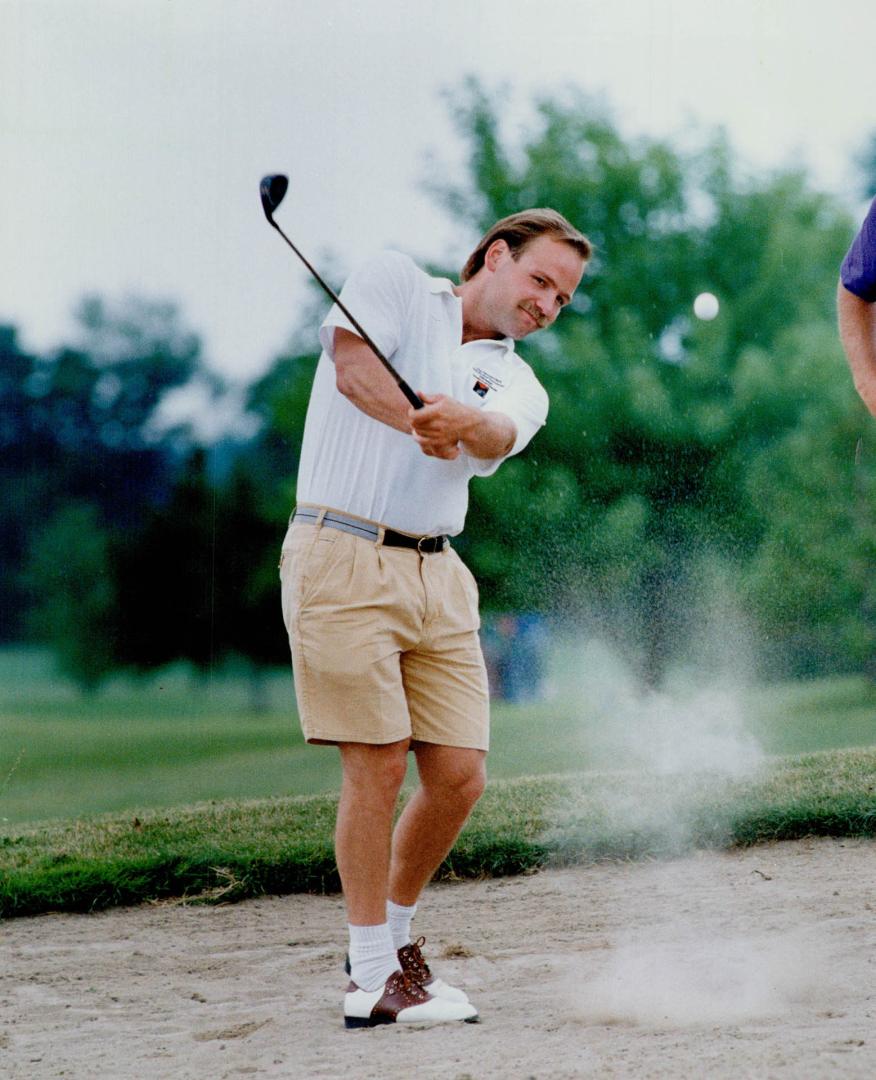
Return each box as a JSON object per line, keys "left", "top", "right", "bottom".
{"left": 838, "top": 280, "right": 876, "bottom": 417}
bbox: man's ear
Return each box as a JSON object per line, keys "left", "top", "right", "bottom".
{"left": 484, "top": 238, "right": 510, "bottom": 272}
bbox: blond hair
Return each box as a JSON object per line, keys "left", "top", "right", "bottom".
{"left": 460, "top": 208, "right": 592, "bottom": 282}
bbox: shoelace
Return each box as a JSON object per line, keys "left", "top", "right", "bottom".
{"left": 386, "top": 969, "right": 429, "bottom": 1004}
{"left": 399, "top": 936, "right": 432, "bottom": 982}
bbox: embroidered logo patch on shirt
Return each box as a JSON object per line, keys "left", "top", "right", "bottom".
{"left": 470, "top": 365, "right": 505, "bottom": 399}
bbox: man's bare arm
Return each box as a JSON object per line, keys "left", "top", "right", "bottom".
{"left": 333, "top": 328, "right": 413, "bottom": 432}
{"left": 334, "top": 327, "right": 516, "bottom": 460}
{"left": 838, "top": 280, "right": 876, "bottom": 416}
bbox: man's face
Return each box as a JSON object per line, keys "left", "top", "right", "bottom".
{"left": 483, "top": 235, "right": 586, "bottom": 340}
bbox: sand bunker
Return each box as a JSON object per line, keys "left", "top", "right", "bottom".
{"left": 2, "top": 837, "right": 875, "bottom": 1078}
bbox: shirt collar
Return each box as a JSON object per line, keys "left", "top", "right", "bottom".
{"left": 428, "top": 275, "right": 457, "bottom": 295}
{"left": 428, "top": 274, "right": 514, "bottom": 352}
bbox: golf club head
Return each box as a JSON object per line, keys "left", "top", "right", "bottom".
{"left": 260, "top": 174, "right": 289, "bottom": 222}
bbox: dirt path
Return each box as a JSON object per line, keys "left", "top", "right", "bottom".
{"left": 2, "top": 837, "right": 875, "bottom": 1078}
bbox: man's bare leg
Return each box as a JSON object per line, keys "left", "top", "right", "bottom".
{"left": 335, "top": 739, "right": 410, "bottom": 924}
{"left": 388, "top": 743, "right": 486, "bottom": 906}
{"left": 336, "top": 740, "right": 480, "bottom": 1025}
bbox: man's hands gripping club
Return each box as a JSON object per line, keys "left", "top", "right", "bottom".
{"left": 334, "top": 328, "right": 516, "bottom": 460}
{"left": 408, "top": 394, "right": 514, "bottom": 460}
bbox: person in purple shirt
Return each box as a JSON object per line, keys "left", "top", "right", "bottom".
{"left": 838, "top": 197, "right": 876, "bottom": 415}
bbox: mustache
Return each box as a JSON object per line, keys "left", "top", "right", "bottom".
{"left": 521, "top": 303, "right": 548, "bottom": 328}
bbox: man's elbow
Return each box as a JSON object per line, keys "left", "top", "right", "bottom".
{"left": 497, "top": 431, "right": 516, "bottom": 457}
{"left": 476, "top": 418, "right": 516, "bottom": 459}
{"left": 498, "top": 417, "right": 517, "bottom": 457}
{"left": 335, "top": 367, "right": 351, "bottom": 399}
{"left": 335, "top": 362, "right": 360, "bottom": 402}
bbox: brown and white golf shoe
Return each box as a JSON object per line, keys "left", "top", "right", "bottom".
{"left": 344, "top": 969, "right": 479, "bottom": 1028}
{"left": 398, "top": 937, "right": 471, "bottom": 1004}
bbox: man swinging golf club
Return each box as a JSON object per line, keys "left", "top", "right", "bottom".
{"left": 274, "top": 191, "right": 590, "bottom": 1028}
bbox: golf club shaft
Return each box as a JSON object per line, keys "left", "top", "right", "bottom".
{"left": 267, "top": 220, "right": 423, "bottom": 410}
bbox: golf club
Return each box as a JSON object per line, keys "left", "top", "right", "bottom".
{"left": 259, "top": 174, "right": 423, "bottom": 410}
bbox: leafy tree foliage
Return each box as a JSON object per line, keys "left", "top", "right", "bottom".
{"left": 741, "top": 332, "right": 876, "bottom": 676}
{"left": 431, "top": 84, "right": 865, "bottom": 679}
{"left": 853, "top": 130, "right": 876, "bottom": 201}
{"left": 111, "top": 448, "right": 217, "bottom": 675}
{"left": 213, "top": 467, "right": 289, "bottom": 703}
{"left": 243, "top": 350, "right": 320, "bottom": 527}
{"left": 5, "top": 297, "right": 202, "bottom": 667}
{"left": 13, "top": 86, "right": 874, "bottom": 689}
{"left": 107, "top": 452, "right": 286, "bottom": 697}
{"left": 24, "top": 504, "right": 117, "bottom": 692}
{"left": 0, "top": 326, "right": 41, "bottom": 640}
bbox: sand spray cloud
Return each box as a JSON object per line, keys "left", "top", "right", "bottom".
{"left": 543, "top": 561, "right": 827, "bottom": 1025}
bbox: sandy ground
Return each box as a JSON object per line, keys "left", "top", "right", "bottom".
{"left": 2, "top": 837, "right": 875, "bottom": 1079}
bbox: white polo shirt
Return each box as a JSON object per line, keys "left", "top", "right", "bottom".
{"left": 295, "top": 250, "right": 549, "bottom": 537}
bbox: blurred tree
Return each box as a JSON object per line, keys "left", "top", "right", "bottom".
{"left": 73, "top": 83, "right": 863, "bottom": 690}
{"left": 1, "top": 297, "right": 204, "bottom": 645}
{"left": 54, "top": 294, "right": 203, "bottom": 524}
{"left": 112, "top": 449, "right": 217, "bottom": 676}
{"left": 241, "top": 286, "right": 329, "bottom": 528}
{"left": 107, "top": 453, "right": 286, "bottom": 706}
{"left": 425, "top": 82, "right": 858, "bottom": 682}
{"left": 242, "top": 349, "right": 319, "bottom": 528}
{"left": 214, "top": 467, "right": 289, "bottom": 707}
{"left": 24, "top": 504, "right": 117, "bottom": 691}
{"left": 0, "top": 326, "right": 43, "bottom": 640}
{"left": 242, "top": 86, "right": 865, "bottom": 681}
{"left": 853, "top": 130, "right": 876, "bottom": 200}
{"left": 741, "top": 326, "right": 876, "bottom": 676}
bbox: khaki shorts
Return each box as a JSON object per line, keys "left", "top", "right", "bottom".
{"left": 279, "top": 520, "right": 490, "bottom": 749}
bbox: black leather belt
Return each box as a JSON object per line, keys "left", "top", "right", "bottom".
{"left": 382, "top": 529, "right": 448, "bottom": 553}
{"left": 292, "top": 508, "right": 449, "bottom": 554}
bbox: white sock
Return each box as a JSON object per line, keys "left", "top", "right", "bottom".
{"left": 347, "top": 923, "right": 399, "bottom": 992}
{"left": 387, "top": 899, "right": 418, "bottom": 951}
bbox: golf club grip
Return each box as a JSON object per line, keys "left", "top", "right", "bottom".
{"left": 271, "top": 222, "right": 423, "bottom": 410}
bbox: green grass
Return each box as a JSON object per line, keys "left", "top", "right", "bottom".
{"left": 1, "top": 646, "right": 875, "bottom": 918}
{"left": 0, "top": 649, "right": 343, "bottom": 822}
{"left": 1, "top": 747, "right": 874, "bottom": 918}
{"left": 3, "top": 647, "right": 876, "bottom": 825}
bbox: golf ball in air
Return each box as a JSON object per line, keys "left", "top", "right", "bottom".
{"left": 693, "top": 292, "right": 719, "bottom": 320}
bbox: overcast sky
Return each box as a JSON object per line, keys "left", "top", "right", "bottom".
{"left": 3, "top": 0, "right": 875, "bottom": 400}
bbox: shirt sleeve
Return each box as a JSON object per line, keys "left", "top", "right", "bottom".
{"left": 318, "top": 250, "right": 416, "bottom": 361}
{"left": 467, "top": 367, "right": 549, "bottom": 478}
{"left": 841, "top": 198, "right": 876, "bottom": 302}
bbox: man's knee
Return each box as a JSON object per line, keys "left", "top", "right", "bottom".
{"left": 459, "top": 758, "right": 487, "bottom": 808}
{"left": 340, "top": 740, "right": 410, "bottom": 800}
{"left": 419, "top": 748, "right": 486, "bottom": 809}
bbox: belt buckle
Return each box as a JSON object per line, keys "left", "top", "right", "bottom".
{"left": 417, "top": 535, "right": 446, "bottom": 554}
